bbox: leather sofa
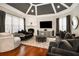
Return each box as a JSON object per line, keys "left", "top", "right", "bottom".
{"left": 18, "top": 30, "right": 33, "bottom": 40}
{"left": 47, "top": 39, "right": 79, "bottom": 56}
{"left": 0, "top": 33, "right": 21, "bottom": 52}
{"left": 56, "top": 31, "right": 75, "bottom": 39}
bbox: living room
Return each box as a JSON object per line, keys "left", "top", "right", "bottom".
{"left": 0, "top": 3, "right": 79, "bottom": 56}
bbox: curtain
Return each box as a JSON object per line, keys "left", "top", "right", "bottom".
{"left": 0, "top": 11, "right": 5, "bottom": 32}
{"left": 66, "top": 15, "right": 71, "bottom": 33}
{"left": 24, "top": 18, "right": 26, "bottom": 30}
{"left": 56, "top": 18, "right": 59, "bottom": 34}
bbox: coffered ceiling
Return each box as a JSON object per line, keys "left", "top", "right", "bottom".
{"left": 37, "top": 4, "right": 55, "bottom": 15}
{"left": 65, "top": 3, "right": 72, "bottom": 7}
{"left": 54, "top": 3, "right": 67, "bottom": 13}
{"left": 28, "top": 6, "right": 35, "bottom": 15}
{"left": 7, "top": 3, "right": 73, "bottom": 15}
{"left": 7, "top": 3, "right": 30, "bottom": 13}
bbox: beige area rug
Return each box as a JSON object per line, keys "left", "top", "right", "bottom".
{"left": 21, "top": 36, "right": 56, "bottom": 49}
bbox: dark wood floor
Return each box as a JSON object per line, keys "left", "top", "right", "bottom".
{"left": 0, "top": 44, "right": 48, "bottom": 56}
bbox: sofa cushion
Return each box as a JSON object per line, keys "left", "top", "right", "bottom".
{"left": 58, "top": 40, "right": 73, "bottom": 51}
{"left": 67, "top": 39, "right": 79, "bottom": 51}
{"left": 51, "top": 47, "right": 79, "bottom": 56}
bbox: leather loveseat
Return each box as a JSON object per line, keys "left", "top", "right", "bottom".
{"left": 47, "top": 39, "right": 79, "bottom": 56}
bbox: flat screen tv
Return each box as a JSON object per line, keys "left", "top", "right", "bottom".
{"left": 40, "top": 21, "right": 52, "bottom": 28}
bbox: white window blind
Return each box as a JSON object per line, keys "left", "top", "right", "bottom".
{"left": 59, "top": 17, "right": 67, "bottom": 31}
{"left": 19, "top": 18, "right": 24, "bottom": 31}
{"left": 5, "top": 14, "right": 12, "bottom": 33}
{"left": 5, "top": 13, "right": 24, "bottom": 33}
{"left": 12, "top": 16, "right": 19, "bottom": 33}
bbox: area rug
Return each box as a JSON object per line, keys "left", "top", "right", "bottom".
{"left": 21, "top": 36, "right": 56, "bottom": 49}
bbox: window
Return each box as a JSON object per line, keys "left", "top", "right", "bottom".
{"left": 59, "top": 16, "right": 67, "bottom": 31}
{"left": 5, "top": 13, "right": 24, "bottom": 33}
{"left": 19, "top": 18, "right": 24, "bottom": 31}
{"left": 12, "top": 16, "right": 20, "bottom": 33}
{"left": 5, "top": 14, "right": 12, "bottom": 33}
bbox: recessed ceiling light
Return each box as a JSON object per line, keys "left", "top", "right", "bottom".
{"left": 57, "top": 5, "right": 60, "bottom": 8}
{"left": 31, "top": 10, "right": 34, "bottom": 12}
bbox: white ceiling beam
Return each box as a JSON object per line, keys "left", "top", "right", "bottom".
{"left": 61, "top": 3, "right": 69, "bottom": 8}
{"left": 31, "top": 3, "right": 36, "bottom": 6}
{"left": 26, "top": 3, "right": 32, "bottom": 14}
{"left": 36, "top": 3, "right": 50, "bottom": 6}
{"left": 51, "top": 3, "right": 56, "bottom": 13}
{"left": 35, "top": 5, "right": 37, "bottom": 16}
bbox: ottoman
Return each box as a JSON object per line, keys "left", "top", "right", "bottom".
{"left": 36, "top": 35, "right": 47, "bottom": 42}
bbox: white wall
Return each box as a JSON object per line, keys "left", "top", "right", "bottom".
{"left": 26, "top": 15, "right": 37, "bottom": 35}
{"left": 25, "top": 15, "right": 56, "bottom": 36}
{"left": 70, "top": 5, "right": 79, "bottom": 36}
{"left": 37, "top": 16, "right": 56, "bottom": 36}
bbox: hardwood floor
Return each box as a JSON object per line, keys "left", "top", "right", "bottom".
{"left": 0, "top": 44, "right": 48, "bottom": 56}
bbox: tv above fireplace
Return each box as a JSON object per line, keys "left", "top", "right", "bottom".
{"left": 40, "top": 21, "right": 52, "bottom": 28}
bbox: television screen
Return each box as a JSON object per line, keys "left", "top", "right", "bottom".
{"left": 40, "top": 21, "right": 52, "bottom": 28}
